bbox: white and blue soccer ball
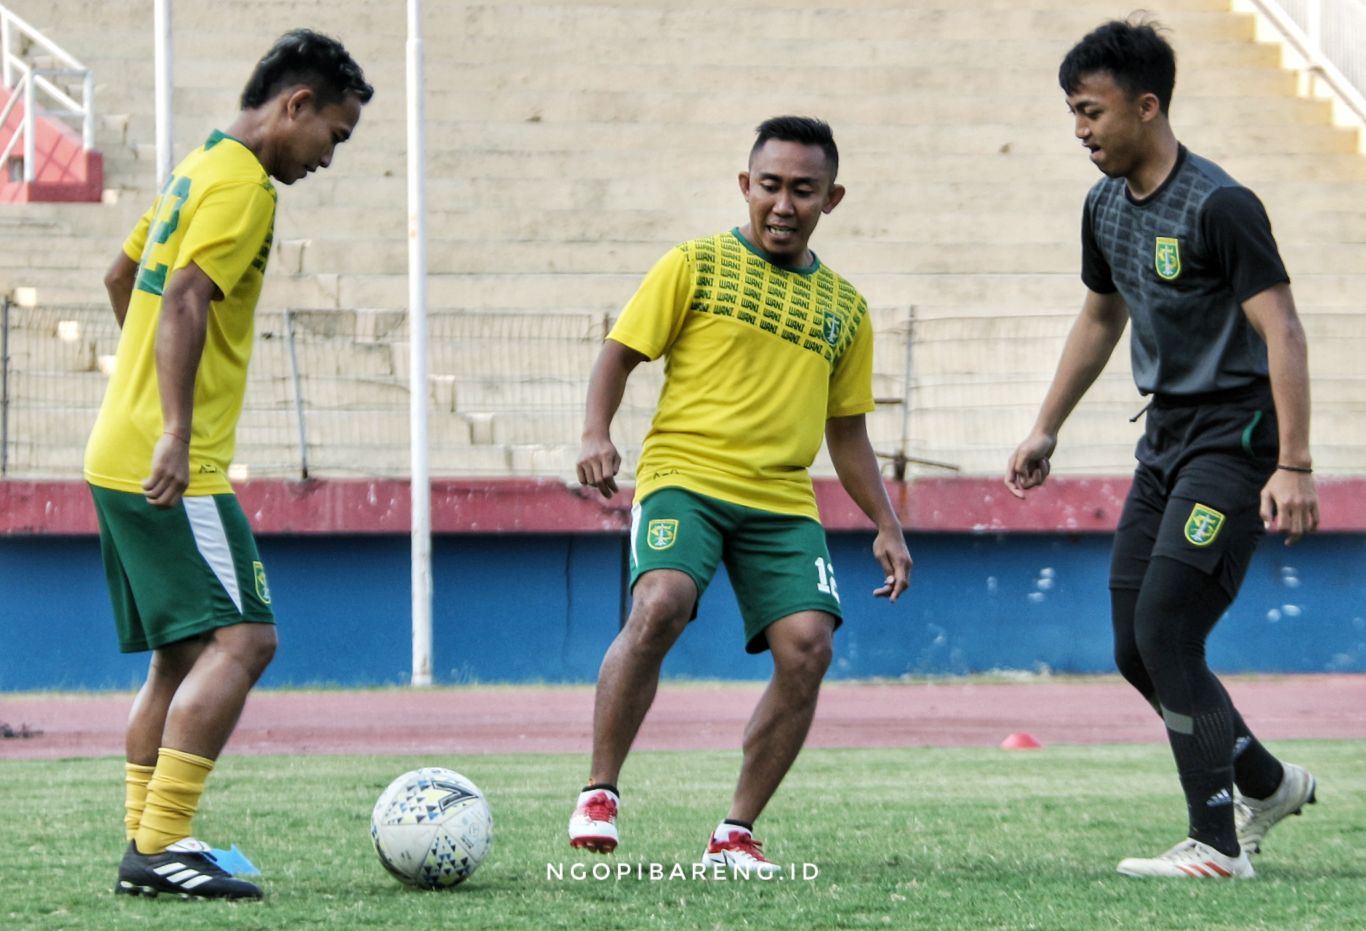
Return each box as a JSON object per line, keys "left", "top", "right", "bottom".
{"left": 370, "top": 767, "right": 493, "bottom": 889}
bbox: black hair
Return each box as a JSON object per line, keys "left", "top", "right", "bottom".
{"left": 240, "top": 29, "right": 374, "bottom": 110}
{"left": 1059, "top": 19, "right": 1176, "bottom": 114}
{"left": 750, "top": 116, "right": 839, "bottom": 180}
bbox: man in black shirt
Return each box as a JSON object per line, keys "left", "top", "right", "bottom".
{"left": 1006, "top": 19, "right": 1320, "bottom": 879}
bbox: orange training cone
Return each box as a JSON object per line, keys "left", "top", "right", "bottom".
{"left": 1000, "top": 732, "right": 1042, "bottom": 750}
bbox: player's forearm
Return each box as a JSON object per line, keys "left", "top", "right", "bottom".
{"left": 1243, "top": 284, "right": 1312, "bottom": 468}
{"left": 154, "top": 292, "right": 208, "bottom": 439}
{"left": 827, "top": 416, "right": 901, "bottom": 533}
{"left": 104, "top": 253, "right": 138, "bottom": 329}
{"left": 582, "top": 340, "right": 644, "bottom": 441}
{"left": 1031, "top": 311, "right": 1124, "bottom": 437}
{"left": 1264, "top": 315, "right": 1312, "bottom": 468}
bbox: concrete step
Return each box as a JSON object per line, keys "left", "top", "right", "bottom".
{"left": 270, "top": 162, "right": 1361, "bottom": 215}
{"left": 451, "top": 6, "right": 1254, "bottom": 43}
{"left": 392, "top": 338, "right": 603, "bottom": 382}
{"left": 314, "top": 146, "right": 1366, "bottom": 186}
{"left": 126, "top": 53, "right": 1297, "bottom": 107}
{"left": 11, "top": 201, "right": 1361, "bottom": 287}
{"left": 250, "top": 373, "right": 413, "bottom": 410}
{"left": 301, "top": 257, "right": 1366, "bottom": 314}
{"left": 46, "top": 2, "right": 1249, "bottom": 59}
{"left": 255, "top": 200, "right": 1366, "bottom": 248}
{"left": 106, "top": 90, "right": 1339, "bottom": 177}
{"left": 429, "top": 32, "right": 1265, "bottom": 70}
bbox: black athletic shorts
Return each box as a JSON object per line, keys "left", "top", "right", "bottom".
{"left": 1110, "top": 381, "right": 1278, "bottom": 599}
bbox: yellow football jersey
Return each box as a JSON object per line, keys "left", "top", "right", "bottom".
{"left": 610, "top": 229, "right": 874, "bottom": 520}
{"left": 85, "top": 131, "right": 277, "bottom": 495}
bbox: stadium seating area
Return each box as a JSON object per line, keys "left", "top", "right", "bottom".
{"left": 2, "top": 0, "right": 1363, "bottom": 480}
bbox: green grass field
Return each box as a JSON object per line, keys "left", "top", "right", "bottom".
{"left": 3, "top": 742, "right": 1362, "bottom": 930}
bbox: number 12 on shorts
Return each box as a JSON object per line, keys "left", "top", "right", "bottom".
{"left": 814, "top": 557, "right": 841, "bottom": 603}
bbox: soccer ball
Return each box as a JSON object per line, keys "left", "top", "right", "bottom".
{"left": 370, "top": 767, "right": 493, "bottom": 889}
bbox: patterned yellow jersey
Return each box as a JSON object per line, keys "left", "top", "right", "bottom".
{"left": 610, "top": 229, "right": 874, "bottom": 520}
{"left": 85, "top": 131, "right": 277, "bottom": 495}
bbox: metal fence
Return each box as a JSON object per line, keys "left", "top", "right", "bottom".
{"left": 3, "top": 302, "right": 1365, "bottom": 481}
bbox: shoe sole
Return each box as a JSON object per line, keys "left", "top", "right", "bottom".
{"left": 115, "top": 879, "right": 262, "bottom": 900}
{"left": 115, "top": 880, "right": 202, "bottom": 900}
{"left": 1116, "top": 865, "right": 1251, "bottom": 879}
{"left": 569, "top": 835, "right": 618, "bottom": 853}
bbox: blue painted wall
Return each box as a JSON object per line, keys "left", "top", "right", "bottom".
{"left": 2, "top": 532, "right": 1363, "bottom": 690}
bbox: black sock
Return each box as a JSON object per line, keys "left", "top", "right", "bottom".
{"left": 582, "top": 782, "right": 619, "bottom": 797}
{"left": 1176, "top": 762, "right": 1239, "bottom": 857}
{"left": 1232, "top": 727, "right": 1284, "bottom": 801}
{"left": 1167, "top": 704, "right": 1239, "bottom": 857}
{"left": 722, "top": 818, "right": 754, "bottom": 833}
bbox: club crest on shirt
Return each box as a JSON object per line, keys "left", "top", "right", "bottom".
{"left": 646, "top": 519, "right": 679, "bottom": 551}
{"left": 1184, "top": 503, "right": 1225, "bottom": 547}
{"left": 1155, "top": 236, "right": 1182, "bottom": 281}
{"left": 822, "top": 310, "right": 842, "bottom": 346}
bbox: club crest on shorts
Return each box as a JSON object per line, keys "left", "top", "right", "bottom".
{"left": 253, "top": 561, "right": 272, "bottom": 604}
{"left": 646, "top": 519, "right": 679, "bottom": 551}
{"left": 1155, "top": 236, "right": 1182, "bottom": 281}
{"left": 1184, "top": 503, "right": 1225, "bottom": 546}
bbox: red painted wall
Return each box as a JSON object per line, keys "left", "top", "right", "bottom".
{"left": 3, "top": 476, "right": 1364, "bottom": 536}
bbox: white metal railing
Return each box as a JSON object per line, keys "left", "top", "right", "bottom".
{"left": 1241, "top": 0, "right": 1366, "bottom": 129}
{"left": 0, "top": 4, "right": 94, "bottom": 184}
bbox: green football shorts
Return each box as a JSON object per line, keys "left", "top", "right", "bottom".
{"left": 90, "top": 485, "right": 276, "bottom": 653}
{"left": 630, "top": 487, "right": 842, "bottom": 653}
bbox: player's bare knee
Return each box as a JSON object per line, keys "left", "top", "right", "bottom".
{"left": 772, "top": 630, "right": 832, "bottom": 682}
{"left": 244, "top": 625, "right": 277, "bottom": 676}
{"left": 217, "top": 623, "right": 277, "bottom": 678}
{"left": 622, "top": 597, "right": 690, "bottom": 652}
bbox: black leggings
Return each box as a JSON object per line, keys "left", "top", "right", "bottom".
{"left": 1112, "top": 556, "right": 1282, "bottom": 799}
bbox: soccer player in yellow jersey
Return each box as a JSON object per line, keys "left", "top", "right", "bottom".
{"left": 568, "top": 117, "right": 913, "bottom": 874}
{"left": 86, "top": 30, "right": 370, "bottom": 899}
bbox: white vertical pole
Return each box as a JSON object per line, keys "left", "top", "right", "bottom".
{"left": 22, "top": 72, "right": 34, "bottom": 182}
{"left": 2, "top": 15, "right": 13, "bottom": 90}
{"left": 153, "top": 0, "right": 172, "bottom": 187}
{"left": 82, "top": 69, "right": 94, "bottom": 151}
{"left": 407, "top": 0, "right": 433, "bottom": 687}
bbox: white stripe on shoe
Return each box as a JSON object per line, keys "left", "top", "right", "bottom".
{"left": 154, "top": 861, "right": 217, "bottom": 889}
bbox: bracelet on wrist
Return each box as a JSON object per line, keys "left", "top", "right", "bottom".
{"left": 1276, "top": 464, "right": 1312, "bottom": 474}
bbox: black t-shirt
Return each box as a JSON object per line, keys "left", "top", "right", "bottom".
{"left": 1081, "top": 146, "right": 1289, "bottom": 395}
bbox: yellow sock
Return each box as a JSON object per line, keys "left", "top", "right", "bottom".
{"left": 134, "top": 748, "right": 215, "bottom": 854}
{"left": 123, "top": 762, "right": 156, "bottom": 841}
